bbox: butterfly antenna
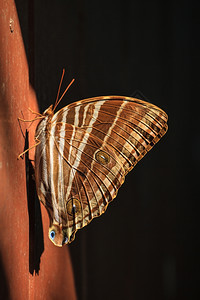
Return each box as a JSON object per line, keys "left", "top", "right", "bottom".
{"left": 53, "top": 69, "right": 75, "bottom": 112}
{"left": 53, "top": 69, "right": 65, "bottom": 110}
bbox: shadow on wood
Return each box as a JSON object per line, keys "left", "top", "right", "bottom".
{"left": 25, "top": 130, "right": 44, "bottom": 275}
{"left": 0, "top": 254, "right": 10, "bottom": 300}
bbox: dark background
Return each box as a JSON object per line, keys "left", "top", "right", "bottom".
{"left": 16, "top": 0, "right": 199, "bottom": 299}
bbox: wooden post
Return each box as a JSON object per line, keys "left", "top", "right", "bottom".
{"left": 0, "top": 1, "right": 77, "bottom": 299}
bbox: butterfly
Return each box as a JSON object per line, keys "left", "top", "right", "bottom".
{"left": 19, "top": 71, "right": 168, "bottom": 247}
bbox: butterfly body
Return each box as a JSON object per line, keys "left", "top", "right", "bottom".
{"left": 34, "top": 96, "right": 168, "bottom": 246}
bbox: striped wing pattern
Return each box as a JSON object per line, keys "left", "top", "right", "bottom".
{"left": 34, "top": 96, "right": 168, "bottom": 246}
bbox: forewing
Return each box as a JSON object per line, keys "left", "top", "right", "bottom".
{"left": 53, "top": 96, "right": 168, "bottom": 174}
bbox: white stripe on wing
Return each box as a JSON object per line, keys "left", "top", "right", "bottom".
{"left": 49, "top": 122, "right": 59, "bottom": 221}
{"left": 65, "top": 101, "right": 105, "bottom": 201}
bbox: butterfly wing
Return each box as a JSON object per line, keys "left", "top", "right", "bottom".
{"left": 35, "top": 96, "right": 168, "bottom": 245}
{"left": 53, "top": 123, "right": 126, "bottom": 238}
{"left": 54, "top": 96, "right": 168, "bottom": 174}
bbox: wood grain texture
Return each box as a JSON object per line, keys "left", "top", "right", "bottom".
{"left": 0, "top": 1, "right": 77, "bottom": 299}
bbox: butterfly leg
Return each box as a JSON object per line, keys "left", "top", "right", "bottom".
{"left": 27, "top": 107, "right": 43, "bottom": 116}
{"left": 18, "top": 115, "right": 45, "bottom": 123}
{"left": 17, "top": 138, "right": 41, "bottom": 160}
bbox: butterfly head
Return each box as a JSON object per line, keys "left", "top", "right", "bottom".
{"left": 48, "top": 223, "right": 75, "bottom": 247}
{"left": 43, "top": 105, "right": 54, "bottom": 116}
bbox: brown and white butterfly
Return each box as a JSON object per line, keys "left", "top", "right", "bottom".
{"left": 20, "top": 76, "right": 168, "bottom": 247}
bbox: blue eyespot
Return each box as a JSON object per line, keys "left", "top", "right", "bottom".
{"left": 63, "top": 236, "right": 68, "bottom": 244}
{"left": 49, "top": 230, "right": 55, "bottom": 240}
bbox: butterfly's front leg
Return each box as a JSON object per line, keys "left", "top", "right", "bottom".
{"left": 17, "top": 138, "right": 41, "bottom": 160}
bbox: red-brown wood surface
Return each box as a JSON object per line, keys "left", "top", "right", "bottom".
{"left": 0, "top": 1, "right": 77, "bottom": 299}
